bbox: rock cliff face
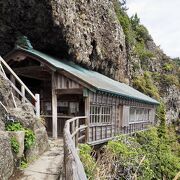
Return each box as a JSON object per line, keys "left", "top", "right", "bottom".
{"left": 0, "top": 0, "right": 179, "bottom": 121}
{"left": 0, "top": 0, "right": 127, "bottom": 81}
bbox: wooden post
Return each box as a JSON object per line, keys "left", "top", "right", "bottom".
{"left": 75, "top": 118, "right": 79, "bottom": 147}
{"left": 10, "top": 74, "right": 16, "bottom": 95}
{"left": 52, "top": 72, "right": 58, "bottom": 139}
{"left": 35, "top": 94, "right": 40, "bottom": 118}
{"left": 21, "top": 85, "right": 25, "bottom": 103}
{"left": 84, "top": 93, "right": 90, "bottom": 143}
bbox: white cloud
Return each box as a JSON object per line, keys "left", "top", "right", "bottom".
{"left": 126, "top": 0, "right": 180, "bottom": 57}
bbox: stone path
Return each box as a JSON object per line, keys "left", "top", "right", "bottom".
{"left": 11, "top": 138, "right": 64, "bottom": 180}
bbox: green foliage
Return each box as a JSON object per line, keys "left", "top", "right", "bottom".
{"left": 131, "top": 14, "right": 150, "bottom": 42}
{"left": 133, "top": 71, "right": 160, "bottom": 99}
{"left": 113, "top": 1, "right": 154, "bottom": 64}
{"left": 173, "top": 57, "right": 180, "bottom": 66}
{"left": 20, "top": 158, "right": 28, "bottom": 169}
{"left": 152, "top": 72, "right": 179, "bottom": 88}
{"left": 5, "top": 122, "right": 35, "bottom": 151}
{"left": 10, "top": 137, "right": 20, "bottom": 154}
{"left": 134, "top": 41, "right": 154, "bottom": 61}
{"left": 136, "top": 128, "right": 180, "bottom": 180}
{"left": 79, "top": 144, "right": 97, "bottom": 180}
{"left": 113, "top": 0, "right": 135, "bottom": 47}
{"left": 91, "top": 128, "right": 180, "bottom": 179}
{"left": 162, "top": 74, "right": 179, "bottom": 87}
{"left": 5, "top": 122, "right": 24, "bottom": 131}
{"left": 162, "top": 63, "right": 174, "bottom": 72}
{"left": 24, "top": 129, "right": 36, "bottom": 150}
{"left": 157, "top": 102, "right": 166, "bottom": 138}
{"left": 98, "top": 135, "right": 154, "bottom": 179}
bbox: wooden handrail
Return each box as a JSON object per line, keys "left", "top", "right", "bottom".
{"left": 0, "top": 56, "right": 36, "bottom": 100}
{"left": 0, "top": 56, "right": 40, "bottom": 116}
{"left": 64, "top": 116, "right": 88, "bottom": 180}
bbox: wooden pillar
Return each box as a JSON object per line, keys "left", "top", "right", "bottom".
{"left": 52, "top": 72, "right": 58, "bottom": 139}
{"left": 84, "top": 91, "right": 90, "bottom": 143}
{"left": 21, "top": 85, "right": 25, "bottom": 103}
{"left": 35, "top": 94, "right": 40, "bottom": 118}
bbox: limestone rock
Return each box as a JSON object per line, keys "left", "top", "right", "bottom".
{"left": 8, "top": 103, "right": 36, "bottom": 129}
{"left": 25, "top": 126, "right": 49, "bottom": 161}
{"left": 0, "top": 131, "right": 14, "bottom": 180}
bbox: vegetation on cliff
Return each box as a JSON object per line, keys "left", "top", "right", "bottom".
{"left": 80, "top": 125, "right": 180, "bottom": 179}
{"left": 113, "top": 0, "right": 180, "bottom": 122}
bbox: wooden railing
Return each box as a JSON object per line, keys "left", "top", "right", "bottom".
{"left": 0, "top": 56, "right": 40, "bottom": 117}
{"left": 64, "top": 116, "right": 88, "bottom": 180}
{"left": 120, "top": 121, "right": 152, "bottom": 134}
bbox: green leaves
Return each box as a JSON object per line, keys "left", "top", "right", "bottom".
{"left": 79, "top": 144, "right": 97, "bottom": 180}
{"left": 10, "top": 137, "right": 20, "bottom": 154}
{"left": 133, "top": 71, "right": 160, "bottom": 99}
{"left": 5, "top": 122, "right": 36, "bottom": 151}
{"left": 24, "top": 129, "right": 36, "bottom": 150}
{"left": 5, "top": 122, "right": 24, "bottom": 131}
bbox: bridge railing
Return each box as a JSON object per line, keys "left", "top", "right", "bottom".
{"left": 64, "top": 116, "right": 88, "bottom": 180}
{"left": 0, "top": 56, "right": 40, "bottom": 117}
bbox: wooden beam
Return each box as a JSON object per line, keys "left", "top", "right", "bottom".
{"left": 5, "top": 50, "right": 56, "bottom": 72}
{"left": 52, "top": 72, "right": 58, "bottom": 139}
{"left": 13, "top": 66, "right": 51, "bottom": 73}
{"left": 15, "top": 72, "right": 50, "bottom": 81}
{"left": 55, "top": 88, "right": 83, "bottom": 95}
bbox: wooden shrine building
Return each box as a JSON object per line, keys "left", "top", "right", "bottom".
{"left": 4, "top": 41, "right": 159, "bottom": 144}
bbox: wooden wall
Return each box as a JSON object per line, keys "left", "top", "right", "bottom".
{"left": 88, "top": 91, "right": 156, "bottom": 144}
{"left": 56, "top": 73, "right": 82, "bottom": 89}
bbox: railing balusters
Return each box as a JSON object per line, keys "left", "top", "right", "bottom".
{"left": 0, "top": 56, "right": 39, "bottom": 116}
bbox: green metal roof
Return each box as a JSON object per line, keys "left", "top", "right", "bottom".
{"left": 9, "top": 46, "right": 159, "bottom": 105}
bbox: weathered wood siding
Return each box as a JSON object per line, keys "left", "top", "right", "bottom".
{"left": 88, "top": 91, "right": 156, "bottom": 144}
{"left": 56, "top": 73, "right": 82, "bottom": 89}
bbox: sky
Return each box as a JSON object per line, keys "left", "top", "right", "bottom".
{"left": 126, "top": 0, "right": 180, "bottom": 58}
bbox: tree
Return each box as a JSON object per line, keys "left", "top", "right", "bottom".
{"left": 119, "top": 0, "right": 128, "bottom": 10}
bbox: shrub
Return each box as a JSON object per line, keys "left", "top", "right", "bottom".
{"left": 20, "top": 158, "right": 28, "bottom": 169}
{"left": 162, "top": 63, "right": 174, "bottom": 72}
{"left": 113, "top": 0, "right": 135, "bottom": 47}
{"left": 5, "top": 122, "right": 36, "bottom": 151}
{"left": 10, "top": 137, "right": 20, "bottom": 154}
{"left": 133, "top": 71, "right": 160, "bottom": 99}
{"left": 134, "top": 41, "right": 154, "bottom": 61}
{"left": 79, "top": 144, "right": 97, "bottom": 179}
{"left": 98, "top": 135, "right": 154, "bottom": 179}
{"left": 5, "top": 122, "right": 24, "bottom": 131}
{"left": 24, "top": 129, "right": 36, "bottom": 150}
{"left": 136, "top": 128, "right": 180, "bottom": 180}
